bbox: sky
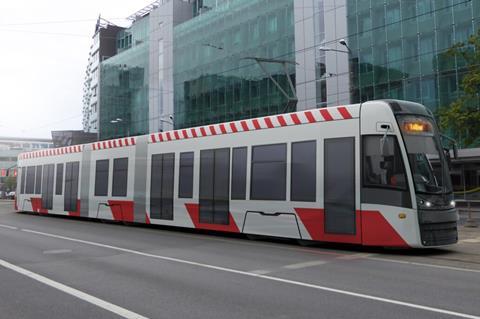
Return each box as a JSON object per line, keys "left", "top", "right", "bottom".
{"left": 0, "top": 0, "right": 151, "bottom": 139}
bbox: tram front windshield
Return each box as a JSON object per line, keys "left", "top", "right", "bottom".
{"left": 398, "top": 116, "right": 452, "bottom": 195}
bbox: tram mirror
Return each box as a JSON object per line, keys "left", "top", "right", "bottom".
{"left": 443, "top": 148, "right": 452, "bottom": 170}
{"left": 440, "top": 134, "right": 459, "bottom": 159}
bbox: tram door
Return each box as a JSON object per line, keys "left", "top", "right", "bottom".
{"left": 324, "top": 137, "right": 356, "bottom": 234}
{"left": 199, "top": 148, "right": 230, "bottom": 225}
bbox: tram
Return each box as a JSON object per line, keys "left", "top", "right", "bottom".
{"left": 15, "top": 100, "right": 458, "bottom": 248}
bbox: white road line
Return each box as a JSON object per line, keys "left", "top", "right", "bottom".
{"left": 0, "top": 258, "right": 149, "bottom": 319}
{"left": 5, "top": 220, "right": 480, "bottom": 274}
{"left": 0, "top": 224, "right": 18, "bottom": 230}
{"left": 460, "top": 238, "right": 480, "bottom": 243}
{"left": 369, "top": 257, "right": 480, "bottom": 274}
{"left": 249, "top": 269, "right": 272, "bottom": 275}
{"left": 283, "top": 260, "right": 327, "bottom": 270}
{"left": 337, "top": 253, "right": 374, "bottom": 260}
{"left": 20, "top": 228, "right": 480, "bottom": 319}
{"left": 43, "top": 249, "right": 72, "bottom": 255}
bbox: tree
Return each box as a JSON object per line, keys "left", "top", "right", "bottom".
{"left": 438, "top": 30, "right": 480, "bottom": 148}
{"left": 4, "top": 176, "right": 16, "bottom": 192}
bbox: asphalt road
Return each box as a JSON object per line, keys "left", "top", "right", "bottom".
{"left": 0, "top": 200, "right": 479, "bottom": 319}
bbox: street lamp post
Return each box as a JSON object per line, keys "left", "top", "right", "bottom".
{"left": 159, "top": 114, "right": 174, "bottom": 132}
{"left": 318, "top": 39, "right": 355, "bottom": 105}
{"left": 110, "top": 118, "right": 129, "bottom": 138}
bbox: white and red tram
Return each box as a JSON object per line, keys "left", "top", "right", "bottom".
{"left": 15, "top": 100, "right": 458, "bottom": 248}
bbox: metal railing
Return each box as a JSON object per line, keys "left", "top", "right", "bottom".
{"left": 456, "top": 199, "right": 480, "bottom": 228}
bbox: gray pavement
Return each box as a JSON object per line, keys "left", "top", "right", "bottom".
{"left": 0, "top": 200, "right": 479, "bottom": 319}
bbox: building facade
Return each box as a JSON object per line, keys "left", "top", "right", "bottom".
{"left": 0, "top": 137, "right": 53, "bottom": 193}
{"left": 95, "top": 0, "right": 192, "bottom": 140}
{"left": 99, "top": 15, "right": 150, "bottom": 140}
{"left": 324, "top": 0, "right": 480, "bottom": 114}
{"left": 173, "top": 0, "right": 295, "bottom": 129}
{"left": 89, "top": 0, "right": 480, "bottom": 145}
{"left": 82, "top": 18, "right": 124, "bottom": 134}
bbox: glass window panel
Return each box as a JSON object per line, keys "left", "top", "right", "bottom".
{"left": 34, "top": 165, "right": 42, "bottom": 195}
{"left": 112, "top": 158, "right": 128, "bottom": 197}
{"left": 179, "top": 152, "right": 194, "bottom": 198}
{"left": 55, "top": 163, "right": 64, "bottom": 196}
{"left": 363, "top": 136, "right": 407, "bottom": 190}
{"left": 291, "top": 141, "right": 316, "bottom": 202}
{"left": 231, "top": 147, "right": 247, "bottom": 200}
{"left": 26, "top": 166, "right": 35, "bottom": 194}
{"left": 95, "top": 160, "right": 109, "bottom": 196}
{"left": 251, "top": 143, "right": 286, "bottom": 200}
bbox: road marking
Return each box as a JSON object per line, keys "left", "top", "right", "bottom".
{"left": 336, "top": 253, "right": 374, "bottom": 260}
{"left": 0, "top": 258, "right": 149, "bottom": 319}
{"left": 369, "top": 257, "right": 480, "bottom": 274}
{"left": 19, "top": 228, "right": 480, "bottom": 319}
{"left": 460, "top": 238, "right": 480, "bottom": 243}
{"left": 5, "top": 219, "right": 480, "bottom": 274}
{"left": 250, "top": 269, "right": 272, "bottom": 275}
{"left": 43, "top": 249, "right": 72, "bottom": 255}
{"left": 251, "top": 260, "right": 327, "bottom": 274}
{"left": 0, "top": 224, "right": 18, "bottom": 230}
{"left": 283, "top": 260, "right": 327, "bottom": 270}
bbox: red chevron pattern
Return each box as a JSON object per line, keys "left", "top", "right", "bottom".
{"left": 148, "top": 106, "right": 357, "bottom": 144}
{"left": 19, "top": 105, "right": 358, "bottom": 159}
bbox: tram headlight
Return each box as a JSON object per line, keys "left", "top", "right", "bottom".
{"left": 450, "top": 200, "right": 456, "bottom": 208}
{"left": 418, "top": 199, "right": 433, "bottom": 209}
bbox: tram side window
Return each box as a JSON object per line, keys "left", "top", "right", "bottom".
{"left": 34, "top": 165, "right": 42, "bottom": 194}
{"left": 18, "top": 167, "right": 23, "bottom": 194}
{"left": 112, "top": 158, "right": 128, "bottom": 197}
{"left": 251, "top": 143, "right": 287, "bottom": 200}
{"left": 150, "top": 153, "right": 175, "bottom": 220}
{"left": 199, "top": 148, "right": 230, "bottom": 225}
{"left": 291, "top": 141, "right": 316, "bottom": 202}
{"left": 64, "top": 161, "right": 80, "bottom": 212}
{"left": 22, "top": 167, "right": 27, "bottom": 194}
{"left": 41, "top": 164, "right": 55, "bottom": 210}
{"left": 55, "top": 163, "right": 64, "bottom": 195}
{"left": 231, "top": 147, "right": 247, "bottom": 200}
{"left": 26, "top": 166, "right": 35, "bottom": 194}
{"left": 179, "top": 152, "right": 194, "bottom": 198}
{"left": 363, "top": 136, "right": 407, "bottom": 190}
{"left": 95, "top": 159, "right": 109, "bottom": 196}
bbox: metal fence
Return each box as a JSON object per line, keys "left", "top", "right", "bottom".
{"left": 456, "top": 199, "right": 480, "bottom": 228}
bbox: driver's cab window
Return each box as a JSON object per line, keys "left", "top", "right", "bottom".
{"left": 363, "top": 136, "right": 407, "bottom": 190}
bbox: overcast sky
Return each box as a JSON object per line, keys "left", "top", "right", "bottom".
{"left": 0, "top": 0, "right": 150, "bottom": 139}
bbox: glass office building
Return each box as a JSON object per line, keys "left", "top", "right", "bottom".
{"left": 342, "top": 0, "right": 480, "bottom": 112}
{"left": 173, "top": 0, "right": 295, "bottom": 129}
{"left": 93, "top": 0, "right": 480, "bottom": 145}
{"left": 99, "top": 16, "right": 150, "bottom": 140}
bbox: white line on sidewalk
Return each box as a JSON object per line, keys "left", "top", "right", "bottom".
{"left": 0, "top": 258, "right": 149, "bottom": 319}
{"left": 0, "top": 224, "right": 18, "bottom": 230}
{"left": 20, "top": 228, "right": 480, "bottom": 319}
